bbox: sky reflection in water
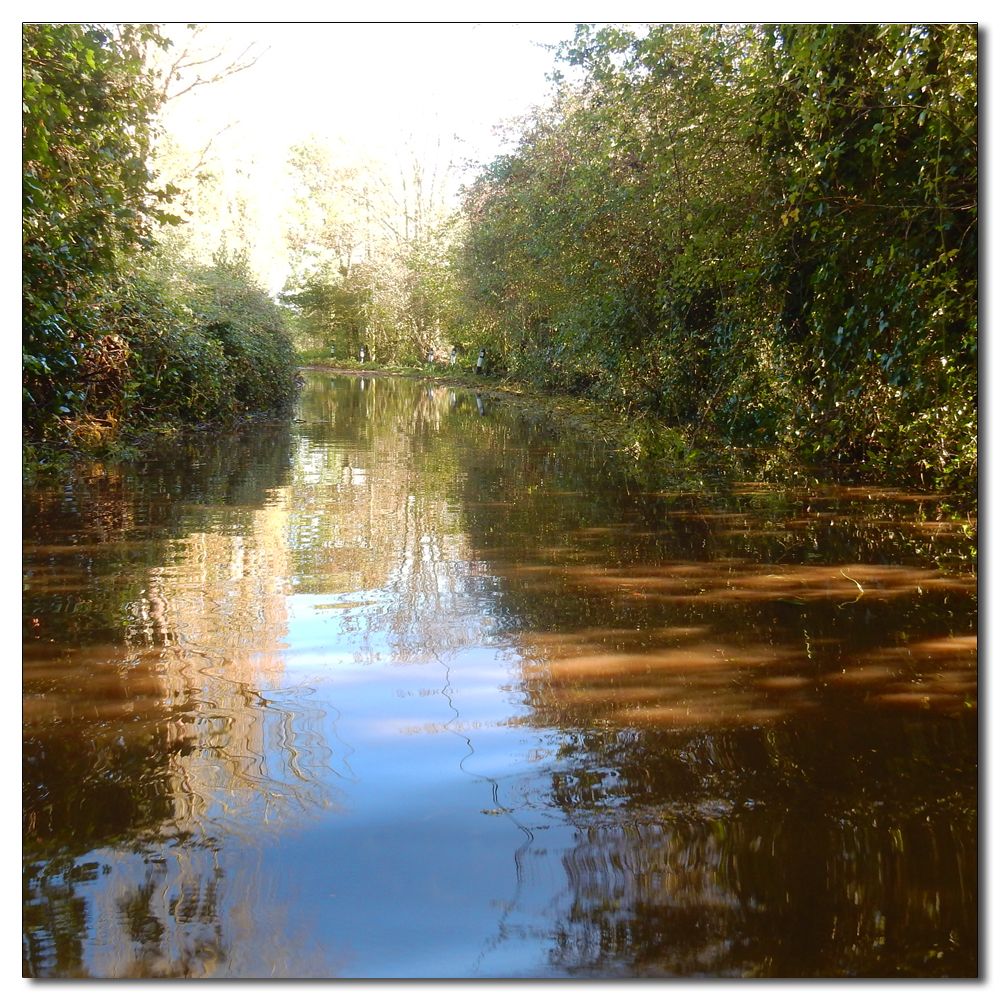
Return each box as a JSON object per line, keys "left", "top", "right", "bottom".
{"left": 22, "top": 372, "right": 977, "bottom": 978}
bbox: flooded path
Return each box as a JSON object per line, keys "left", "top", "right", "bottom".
{"left": 23, "top": 372, "right": 977, "bottom": 977}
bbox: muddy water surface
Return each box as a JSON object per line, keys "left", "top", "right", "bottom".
{"left": 23, "top": 372, "right": 977, "bottom": 977}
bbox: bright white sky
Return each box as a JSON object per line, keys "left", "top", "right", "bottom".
{"left": 160, "top": 22, "right": 582, "bottom": 178}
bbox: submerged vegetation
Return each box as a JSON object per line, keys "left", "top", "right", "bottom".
{"left": 23, "top": 23, "right": 976, "bottom": 491}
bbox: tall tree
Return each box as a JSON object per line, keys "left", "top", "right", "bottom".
{"left": 457, "top": 22, "right": 976, "bottom": 484}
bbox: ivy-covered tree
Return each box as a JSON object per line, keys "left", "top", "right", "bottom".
{"left": 23, "top": 23, "right": 298, "bottom": 453}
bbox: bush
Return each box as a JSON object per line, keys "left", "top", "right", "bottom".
{"left": 23, "top": 24, "right": 297, "bottom": 453}
{"left": 103, "top": 268, "right": 232, "bottom": 425}
{"left": 23, "top": 22, "right": 179, "bottom": 442}
{"left": 175, "top": 249, "right": 298, "bottom": 415}
{"left": 28, "top": 249, "right": 300, "bottom": 452}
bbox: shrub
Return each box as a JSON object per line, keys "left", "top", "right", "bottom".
{"left": 177, "top": 249, "right": 298, "bottom": 415}
{"left": 41, "top": 249, "right": 301, "bottom": 448}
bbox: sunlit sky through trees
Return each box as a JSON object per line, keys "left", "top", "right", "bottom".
{"left": 147, "top": 22, "right": 586, "bottom": 291}
{"left": 159, "top": 22, "right": 579, "bottom": 178}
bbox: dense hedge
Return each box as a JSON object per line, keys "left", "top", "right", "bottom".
{"left": 102, "top": 252, "right": 298, "bottom": 434}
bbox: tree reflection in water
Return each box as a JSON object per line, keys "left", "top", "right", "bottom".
{"left": 23, "top": 373, "right": 976, "bottom": 977}
{"left": 457, "top": 402, "right": 976, "bottom": 978}
{"left": 23, "top": 427, "right": 346, "bottom": 977}
{"left": 525, "top": 716, "right": 976, "bottom": 977}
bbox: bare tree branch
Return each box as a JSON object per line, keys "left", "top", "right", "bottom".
{"left": 155, "top": 24, "right": 267, "bottom": 105}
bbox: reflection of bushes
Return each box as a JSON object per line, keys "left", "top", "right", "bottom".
{"left": 23, "top": 662, "right": 186, "bottom": 854}
{"left": 450, "top": 401, "right": 976, "bottom": 975}
{"left": 23, "top": 422, "right": 296, "bottom": 856}
{"left": 544, "top": 717, "right": 977, "bottom": 977}
{"left": 22, "top": 418, "right": 333, "bottom": 978}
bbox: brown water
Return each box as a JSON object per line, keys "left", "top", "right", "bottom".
{"left": 23, "top": 372, "right": 978, "bottom": 978}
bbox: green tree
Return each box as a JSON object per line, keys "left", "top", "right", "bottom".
{"left": 752, "top": 23, "right": 977, "bottom": 475}
{"left": 460, "top": 24, "right": 780, "bottom": 421}
{"left": 23, "top": 22, "right": 180, "bottom": 438}
{"left": 280, "top": 136, "right": 461, "bottom": 363}
{"left": 457, "top": 22, "right": 976, "bottom": 486}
